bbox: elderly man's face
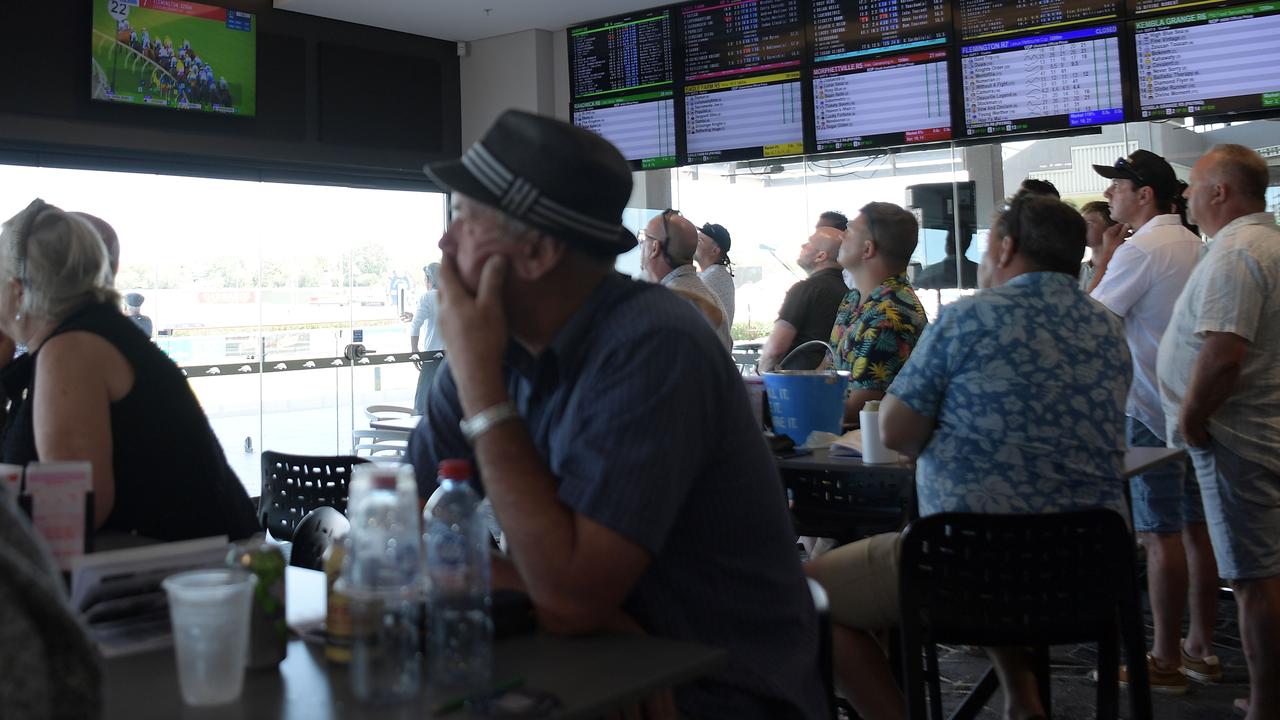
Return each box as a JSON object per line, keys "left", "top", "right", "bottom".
{"left": 438, "top": 195, "right": 524, "bottom": 293}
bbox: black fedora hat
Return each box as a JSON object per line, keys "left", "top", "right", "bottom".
{"left": 424, "top": 110, "right": 636, "bottom": 255}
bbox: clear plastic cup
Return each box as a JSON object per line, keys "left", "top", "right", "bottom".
{"left": 162, "top": 568, "right": 258, "bottom": 706}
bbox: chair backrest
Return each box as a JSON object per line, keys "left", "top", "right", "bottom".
{"left": 259, "top": 451, "right": 369, "bottom": 541}
{"left": 898, "top": 509, "right": 1137, "bottom": 648}
{"left": 351, "top": 429, "right": 409, "bottom": 458}
{"left": 807, "top": 577, "right": 837, "bottom": 720}
{"left": 289, "top": 506, "right": 351, "bottom": 571}
{"left": 364, "top": 404, "right": 414, "bottom": 423}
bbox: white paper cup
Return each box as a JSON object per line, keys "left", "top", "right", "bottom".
{"left": 162, "top": 568, "right": 257, "bottom": 706}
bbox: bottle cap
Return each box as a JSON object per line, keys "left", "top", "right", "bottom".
{"left": 438, "top": 458, "right": 473, "bottom": 480}
{"left": 864, "top": 400, "right": 880, "bottom": 412}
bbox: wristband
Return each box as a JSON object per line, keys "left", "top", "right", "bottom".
{"left": 459, "top": 401, "right": 520, "bottom": 444}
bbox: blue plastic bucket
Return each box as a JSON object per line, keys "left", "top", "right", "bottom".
{"left": 762, "top": 370, "right": 848, "bottom": 445}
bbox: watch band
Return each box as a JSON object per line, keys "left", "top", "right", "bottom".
{"left": 459, "top": 401, "right": 520, "bottom": 443}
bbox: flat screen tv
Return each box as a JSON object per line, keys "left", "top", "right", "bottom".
{"left": 959, "top": 23, "right": 1125, "bottom": 138}
{"left": 91, "top": 0, "right": 256, "bottom": 116}
{"left": 682, "top": 0, "right": 805, "bottom": 82}
{"left": 568, "top": 9, "right": 678, "bottom": 169}
{"left": 683, "top": 70, "right": 804, "bottom": 164}
{"left": 810, "top": 0, "right": 950, "bottom": 64}
{"left": 958, "top": 0, "right": 1123, "bottom": 40}
{"left": 1131, "top": 2, "right": 1280, "bottom": 121}
{"left": 811, "top": 49, "right": 952, "bottom": 152}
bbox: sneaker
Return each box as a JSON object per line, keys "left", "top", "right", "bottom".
{"left": 1181, "top": 644, "right": 1223, "bottom": 683}
{"left": 1117, "top": 654, "right": 1189, "bottom": 695}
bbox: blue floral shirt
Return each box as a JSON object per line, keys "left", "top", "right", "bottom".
{"left": 887, "top": 272, "right": 1131, "bottom": 516}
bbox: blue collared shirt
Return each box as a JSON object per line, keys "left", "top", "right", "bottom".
{"left": 408, "top": 271, "right": 826, "bottom": 720}
{"left": 888, "top": 271, "right": 1131, "bottom": 517}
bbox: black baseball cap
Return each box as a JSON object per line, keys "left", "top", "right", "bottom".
{"left": 699, "top": 223, "right": 731, "bottom": 255}
{"left": 1092, "top": 149, "right": 1180, "bottom": 201}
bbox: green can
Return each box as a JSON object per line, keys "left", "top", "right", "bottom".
{"left": 227, "top": 538, "right": 287, "bottom": 669}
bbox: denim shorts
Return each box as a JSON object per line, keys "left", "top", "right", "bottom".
{"left": 1127, "top": 417, "right": 1204, "bottom": 533}
{"left": 1189, "top": 439, "right": 1280, "bottom": 581}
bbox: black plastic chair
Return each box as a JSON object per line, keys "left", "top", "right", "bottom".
{"left": 259, "top": 451, "right": 369, "bottom": 541}
{"left": 898, "top": 510, "right": 1152, "bottom": 720}
{"left": 807, "top": 577, "right": 837, "bottom": 720}
{"left": 289, "top": 506, "right": 350, "bottom": 570}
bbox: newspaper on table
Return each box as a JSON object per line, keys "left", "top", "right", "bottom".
{"left": 70, "top": 535, "right": 230, "bottom": 657}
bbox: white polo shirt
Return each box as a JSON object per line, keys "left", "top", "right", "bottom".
{"left": 1091, "top": 214, "right": 1202, "bottom": 436}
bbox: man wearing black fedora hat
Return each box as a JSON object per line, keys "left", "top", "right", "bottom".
{"left": 407, "top": 110, "right": 826, "bottom": 719}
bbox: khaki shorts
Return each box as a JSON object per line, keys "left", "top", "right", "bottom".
{"left": 804, "top": 531, "right": 902, "bottom": 631}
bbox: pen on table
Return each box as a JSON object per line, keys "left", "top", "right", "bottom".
{"left": 433, "top": 677, "right": 526, "bottom": 716}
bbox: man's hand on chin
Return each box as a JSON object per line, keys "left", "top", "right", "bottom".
{"left": 437, "top": 253, "right": 511, "bottom": 413}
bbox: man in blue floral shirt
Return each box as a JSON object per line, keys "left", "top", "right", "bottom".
{"left": 828, "top": 202, "right": 928, "bottom": 425}
{"left": 806, "top": 196, "right": 1131, "bottom": 720}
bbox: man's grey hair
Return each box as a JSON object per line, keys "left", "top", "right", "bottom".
{"left": 1208, "top": 144, "right": 1270, "bottom": 203}
{"left": 0, "top": 202, "right": 119, "bottom": 323}
{"left": 423, "top": 262, "right": 441, "bottom": 286}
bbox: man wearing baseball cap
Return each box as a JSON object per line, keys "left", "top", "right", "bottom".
{"left": 1091, "top": 149, "right": 1216, "bottom": 693}
{"left": 695, "top": 222, "right": 735, "bottom": 327}
{"left": 407, "top": 110, "right": 825, "bottom": 719}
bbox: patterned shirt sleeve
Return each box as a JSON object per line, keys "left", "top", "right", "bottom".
{"left": 886, "top": 305, "right": 953, "bottom": 418}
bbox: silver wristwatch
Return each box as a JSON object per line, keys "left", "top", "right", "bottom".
{"left": 459, "top": 401, "right": 520, "bottom": 444}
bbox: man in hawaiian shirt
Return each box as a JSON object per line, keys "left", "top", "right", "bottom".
{"left": 806, "top": 195, "right": 1131, "bottom": 720}
{"left": 828, "top": 202, "right": 928, "bottom": 425}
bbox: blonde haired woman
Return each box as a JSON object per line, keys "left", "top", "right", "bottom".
{"left": 0, "top": 199, "right": 257, "bottom": 541}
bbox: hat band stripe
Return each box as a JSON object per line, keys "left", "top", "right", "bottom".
{"left": 462, "top": 140, "right": 625, "bottom": 245}
{"left": 536, "top": 195, "right": 625, "bottom": 235}
{"left": 467, "top": 143, "right": 513, "bottom": 183}
{"left": 526, "top": 202, "right": 620, "bottom": 243}
{"left": 503, "top": 178, "right": 539, "bottom": 217}
{"left": 461, "top": 151, "right": 508, "bottom": 198}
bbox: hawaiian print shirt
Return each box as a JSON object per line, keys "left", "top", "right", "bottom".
{"left": 828, "top": 273, "right": 927, "bottom": 397}
{"left": 887, "top": 271, "right": 1131, "bottom": 517}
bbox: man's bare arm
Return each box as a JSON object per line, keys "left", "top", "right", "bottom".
{"left": 1179, "top": 331, "right": 1249, "bottom": 448}
{"left": 843, "top": 389, "right": 885, "bottom": 426}
{"left": 757, "top": 320, "right": 798, "bottom": 372}
{"left": 880, "top": 393, "right": 935, "bottom": 458}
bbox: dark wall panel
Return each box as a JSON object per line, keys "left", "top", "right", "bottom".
{"left": 0, "top": 1, "right": 460, "bottom": 188}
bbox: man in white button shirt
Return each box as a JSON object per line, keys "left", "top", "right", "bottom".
{"left": 1090, "top": 149, "right": 1216, "bottom": 693}
{"left": 1158, "top": 144, "right": 1280, "bottom": 720}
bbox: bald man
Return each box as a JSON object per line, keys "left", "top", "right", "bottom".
{"left": 640, "top": 209, "right": 732, "bottom": 350}
{"left": 758, "top": 227, "right": 849, "bottom": 371}
{"left": 1158, "top": 144, "right": 1280, "bottom": 720}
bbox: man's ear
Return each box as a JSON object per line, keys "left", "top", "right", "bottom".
{"left": 509, "top": 232, "right": 567, "bottom": 281}
{"left": 997, "top": 234, "right": 1017, "bottom": 268}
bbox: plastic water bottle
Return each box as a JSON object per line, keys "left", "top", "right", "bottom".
{"left": 346, "top": 464, "right": 422, "bottom": 703}
{"left": 424, "top": 459, "right": 493, "bottom": 694}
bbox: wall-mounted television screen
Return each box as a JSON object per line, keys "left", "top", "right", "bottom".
{"left": 959, "top": 0, "right": 1122, "bottom": 41}
{"left": 573, "top": 91, "right": 679, "bottom": 169}
{"left": 1132, "top": 2, "right": 1280, "bottom": 120}
{"left": 91, "top": 0, "right": 256, "bottom": 116}
{"left": 682, "top": 0, "right": 805, "bottom": 81}
{"left": 1128, "top": 0, "right": 1232, "bottom": 16}
{"left": 960, "top": 23, "right": 1124, "bottom": 138}
{"left": 811, "top": 0, "right": 950, "bottom": 64}
{"left": 812, "top": 49, "right": 952, "bottom": 151}
{"left": 684, "top": 70, "right": 804, "bottom": 163}
{"left": 569, "top": 9, "right": 674, "bottom": 98}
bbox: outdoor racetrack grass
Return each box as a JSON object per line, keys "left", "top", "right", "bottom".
{"left": 93, "top": 4, "right": 255, "bottom": 115}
